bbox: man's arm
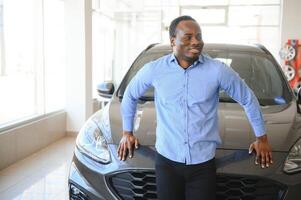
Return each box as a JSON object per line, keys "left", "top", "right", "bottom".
{"left": 118, "top": 63, "right": 154, "bottom": 161}
{"left": 218, "top": 62, "right": 273, "bottom": 168}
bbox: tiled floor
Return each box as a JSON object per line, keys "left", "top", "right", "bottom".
{"left": 0, "top": 136, "right": 76, "bottom": 200}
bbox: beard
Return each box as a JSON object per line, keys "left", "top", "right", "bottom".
{"left": 182, "top": 52, "right": 200, "bottom": 63}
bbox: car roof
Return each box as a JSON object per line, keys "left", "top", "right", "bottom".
{"left": 146, "top": 43, "right": 268, "bottom": 55}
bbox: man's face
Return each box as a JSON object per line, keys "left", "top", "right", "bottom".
{"left": 170, "top": 20, "right": 204, "bottom": 62}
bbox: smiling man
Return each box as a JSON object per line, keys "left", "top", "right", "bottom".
{"left": 118, "top": 15, "right": 273, "bottom": 200}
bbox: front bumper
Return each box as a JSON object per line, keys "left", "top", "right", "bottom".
{"left": 68, "top": 145, "right": 301, "bottom": 200}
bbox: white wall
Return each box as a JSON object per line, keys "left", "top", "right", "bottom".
{"left": 65, "top": 0, "right": 93, "bottom": 133}
{"left": 281, "top": 0, "right": 301, "bottom": 46}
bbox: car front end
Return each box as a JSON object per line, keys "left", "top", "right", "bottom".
{"left": 69, "top": 43, "right": 301, "bottom": 200}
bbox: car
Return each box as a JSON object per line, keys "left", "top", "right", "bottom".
{"left": 68, "top": 43, "right": 301, "bottom": 200}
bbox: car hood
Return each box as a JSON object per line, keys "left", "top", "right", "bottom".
{"left": 96, "top": 97, "right": 301, "bottom": 152}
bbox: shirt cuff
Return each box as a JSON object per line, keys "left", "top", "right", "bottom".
{"left": 253, "top": 123, "right": 266, "bottom": 137}
{"left": 122, "top": 116, "right": 134, "bottom": 132}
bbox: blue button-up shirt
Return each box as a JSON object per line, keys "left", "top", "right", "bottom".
{"left": 121, "top": 53, "right": 265, "bottom": 165}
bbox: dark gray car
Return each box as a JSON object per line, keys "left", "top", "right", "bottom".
{"left": 68, "top": 43, "right": 301, "bottom": 200}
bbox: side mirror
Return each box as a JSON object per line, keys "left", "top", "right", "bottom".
{"left": 297, "top": 87, "right": 301, "bottom": 105}
{"left": 297, "top": 87, "right": 301, "bottom": 114}
{"left": 97, "top": 81, "right": 115, "bottom": 99}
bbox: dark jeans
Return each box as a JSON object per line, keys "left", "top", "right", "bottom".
{"left": 155, "top": 152, "right": 216, "bottom": 200}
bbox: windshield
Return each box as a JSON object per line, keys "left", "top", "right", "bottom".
{"left": 118, "top": 48, "right": 292, "bottom": 106}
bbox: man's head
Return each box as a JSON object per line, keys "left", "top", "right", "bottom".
{"left": 169, "top": 16, "right": 204, "bottom": 64}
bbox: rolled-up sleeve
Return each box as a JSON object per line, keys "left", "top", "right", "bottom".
{"left": 121, "top": 63, "right": 154, "bottom": 132}
{"left": 218, "top": 62, "right": 266, "bottom": 137}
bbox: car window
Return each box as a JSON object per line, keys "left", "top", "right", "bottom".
{"left": 118, "top": 51, "right": 170, "bottom": 99}
{"left": 118, "top": 48, "right": 292, "bottom": 106}
{"left": 216, "top": 52, "right": 291, "bottom": 105}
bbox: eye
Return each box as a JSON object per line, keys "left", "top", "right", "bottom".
{"left": 183, "top": 35, "right": 192, "bottom": 40}
{"left": 196, "top": 34, "right": 202, "bottom": 41}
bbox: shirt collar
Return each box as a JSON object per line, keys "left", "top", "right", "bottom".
{"left": 169, "top": 53, "right": 204, "bottom": 66}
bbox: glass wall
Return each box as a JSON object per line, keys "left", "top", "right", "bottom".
{"left": 0, "top": 0, "right": 65, "bottom": 127}
{"left": 43, "top": 0, "right": 66, "bottom": 113}
{"left": 92, "top": 0, "right": 281, "bottom": 98}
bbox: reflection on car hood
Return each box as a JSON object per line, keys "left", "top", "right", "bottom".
{"left": 105, "top": 97, "right": 301, "bottom": 152}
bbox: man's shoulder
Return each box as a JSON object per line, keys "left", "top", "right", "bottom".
{"left": 202, "top": 54, "right": 222, "bottom": 65}
{"left": 143, "top": 54, "right": 172, "bottom": 69}
{"left": 140, "top": 54, "right": 171, "bottom": 74}
{"left": 201, "top": 54, "right": 226, "bottom": 71}
{"left": 152, "top": 53, "right": 172, "bottom": 64}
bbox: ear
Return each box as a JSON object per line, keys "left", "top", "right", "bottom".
{"left": 170, "top": 37, "right": 176, "bottom": 47}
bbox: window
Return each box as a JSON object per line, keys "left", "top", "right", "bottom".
{"left": 43, "top": 0, "right": 65, "bottom": 113}
{"left": 180, "top": 2, "right": 281, "bottom": 59}
{"left": 0, "top": 0, "right": 65, "bottom": 128}
{"left": 181, "top": 6, "right": 228, "bottom": 25}
{"left": 92, "top": 0, "right": 162, "bottom": 98}
{"left": 91, "top": 0, "right": 282, "bottom": 99}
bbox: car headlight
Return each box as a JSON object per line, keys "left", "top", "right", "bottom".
{"left": 283, "top": 138, "right": 301, "bottom": 174}
{"left": 76, "top": 118, "right": 111, "bottom": 164}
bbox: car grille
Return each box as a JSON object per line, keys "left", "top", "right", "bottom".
{"left": 105, "top": 170, "right": 287, "bottom": 200}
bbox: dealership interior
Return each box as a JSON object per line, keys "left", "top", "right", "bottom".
{"left": 1, "top": 0, "right": 301, "bottom": 199}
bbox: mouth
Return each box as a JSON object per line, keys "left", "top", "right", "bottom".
{"left": 188, "top": 47, "right": 202, "bottom": 54}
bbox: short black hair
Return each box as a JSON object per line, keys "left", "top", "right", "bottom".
{"left": 169, "top": 15, "right": 196, "bottom": 38}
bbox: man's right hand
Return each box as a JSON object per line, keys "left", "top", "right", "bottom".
{"left": 117, "top": 131, "right": 139, "bottom": 161}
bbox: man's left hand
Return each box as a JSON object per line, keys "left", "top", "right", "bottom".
{"left": 249, "top": 134, "right": 273, "bottom": 168}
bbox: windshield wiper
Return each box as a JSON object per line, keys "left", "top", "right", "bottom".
{"left": 219, "top": 97, "right": 237, "bottom": 104}
{"left": 118, "top": 94, "right": 154, "bottom": 101}
{"left": 219, "top": 97, "right": 266, "bottom": 106}
{"left": 139, "top": 96, "right": 154, "bottom": 101}
{"left": 120, "top": 95, "right": 265, "bottom": 105}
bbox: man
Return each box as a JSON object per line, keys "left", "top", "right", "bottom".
{"left": 117, "top": 15, "right": 273, "bottom": 200}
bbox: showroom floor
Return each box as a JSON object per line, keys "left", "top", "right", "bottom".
{"left": 0, "top": 136, "right": 76, "bottom": 200}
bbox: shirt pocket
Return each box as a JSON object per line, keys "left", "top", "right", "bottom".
{"left": 154, "top": 71, "right": 185, "bottom": 105}
{"left": 161, "top": 86, "right": 183, "bottom": 105}
{"left": 188, "top": 82, "right": 218, "bottom": 105}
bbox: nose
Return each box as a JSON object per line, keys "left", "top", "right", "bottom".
{"left": 191, "top": 36, "right": 201, "bottom": 45}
